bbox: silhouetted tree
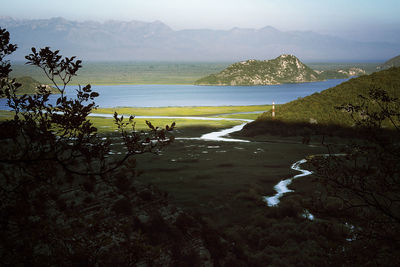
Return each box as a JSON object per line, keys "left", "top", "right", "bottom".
{"left": 0, "top": 28, "right": 177, "bottom": 265}
{"left": 309, "top": 87, "right": 400, "bottom": 265}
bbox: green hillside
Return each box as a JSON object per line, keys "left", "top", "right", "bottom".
{"left": 12, "top": 76, "right": 58, "bottom": 95}
{"left": 195, "top": 54, "right": 366, "bottom": 86}
{"left": 240, "top": 67, "right": 400, "bottom": 136}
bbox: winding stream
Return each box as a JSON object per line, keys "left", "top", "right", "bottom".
{"left": 264, "top": 159, "right": 312, "bottom": 206}
{"left": 89, "top": 113, "right": 253, "bottom": 142}
{"left": 90, "top": 113, "right": 314, "bottom": 206}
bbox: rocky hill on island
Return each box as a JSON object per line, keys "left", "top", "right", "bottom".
{"left": 377, "top": 54, "right": 400, "bottom": 70}
{"left": 12, "top": 76, "right": 58, "bottom": 95}
{"left": 195, "top": 55, "right": 365, "bottom": 86}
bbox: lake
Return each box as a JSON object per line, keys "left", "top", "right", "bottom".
{"left": 0, "top": 79, "right": 348, "bottom": 109}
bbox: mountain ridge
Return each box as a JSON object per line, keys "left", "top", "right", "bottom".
{"left": 0, "top": 17, "right": 398, "bottom": 62}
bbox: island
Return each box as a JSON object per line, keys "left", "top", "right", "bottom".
{"left": 195, "top": 54, "right": 366, "bottom": 86}
{"left": 10, "top": 76, "right": 59, "bottom": 95}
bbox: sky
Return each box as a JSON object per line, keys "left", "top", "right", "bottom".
{"left": 2, "top": 0, "right": 400, "bottom": 42}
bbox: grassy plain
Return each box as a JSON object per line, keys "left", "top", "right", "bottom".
{"left": 95, "top": 105, "right": 270, "bottom": 117}
{"left": 70, "top": 104, "right": 324, "bottom": 230}
{"left": 0, "top": 105, "right": 271, "bottom": 133}
{"left": 104, "top": 130, "right": 326, "bottom": 226}
{"left": 92, "top": 117, "right": 242, "bottom": 133}
{"left": 90, "top": 105, "right": 270, "bottom": 132}
{"left": 142, "top": 140, "right": 323, "bottom": 220}
{"left": 91, "top": 115, "right": 336, "bottom": 264}
{"left": 11, "top": 62, "right": 230, "bottom": 85}
{"left": 11, "top": 61, "right": 379, "bottom": 85}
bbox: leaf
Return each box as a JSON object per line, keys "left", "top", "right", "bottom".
{"left": 90, "top": 92, "right": 99, "bottom": 98}
{"left": 146, "top": 120, "right": 155, "bottom": 130}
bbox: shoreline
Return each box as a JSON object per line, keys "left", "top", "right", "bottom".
{"left": 0, "top": 104, "right": 272, "bottom": 112}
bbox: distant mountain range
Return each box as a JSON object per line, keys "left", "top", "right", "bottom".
{"left": 0, "top": 17, "right": 398, "bottom": 62}
{"left": 194, "top": 55, "right": 366, "bottom": 85}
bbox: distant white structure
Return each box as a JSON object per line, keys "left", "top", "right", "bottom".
{"left": 272, "top": 101, "right": 275, "bottom": 118}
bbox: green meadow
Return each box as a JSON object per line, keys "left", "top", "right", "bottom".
{"left": 101, "top": 126, "right": 337, "bottom": 265}
{"left": 90, "top": 105, "right": 270, "bottom": 132}
{"left": 95, "top": 105, "right": 270, "bottom": 116}
{"left": 11, "top": 62, "right": 230, "bottom": 85}
{"left": 0, "top": 105, "right": 271, "bottom": 133}
{"left": 91, "top": 116, "right": 241, "bottom": 133}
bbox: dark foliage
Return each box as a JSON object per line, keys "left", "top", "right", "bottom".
{"left": 0, "top": 28, "right": 184, "bottom": 266}
{"left": 253, "top": 67, "right": 400, "bottom": 128}
{"left": 235, "top": 71, "right": 400, "bottom": 265}
{"left": 309, "top": 87, "right": 400, "bottom": 265}
{"left": 0, "top": 28, "right": 17, "bottom": 79}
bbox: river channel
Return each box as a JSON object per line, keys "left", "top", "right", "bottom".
{"left": 91, "top": 113, "right": 314, "bottom": 207}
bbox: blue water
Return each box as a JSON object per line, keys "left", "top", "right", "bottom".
{"left": 0, "top": 79, "right": 348, "bottom": 110}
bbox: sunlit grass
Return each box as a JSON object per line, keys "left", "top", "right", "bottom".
{"left": 95, "top": 105, "right": 271, "bottom": 117}
{"left": 91, "top": 105, "right": 271, "bottom": 132}
{"left": 211, "top": 113, "right": 261, "bottom": 120}
{"left": 0, "top": 110, "right": 13, "bottom": 119}
{"left": 0, "top": 105, "right": 271, "bottom": 133}
{"left": 90, "top": 116, "right": 242, "bottom": 133}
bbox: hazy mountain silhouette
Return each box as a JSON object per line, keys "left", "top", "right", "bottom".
{"left": 1, "top": 17, "right": 398, "bottom": 62}
{"left": 377, "top": 54, "right": 400, "bottom": 70}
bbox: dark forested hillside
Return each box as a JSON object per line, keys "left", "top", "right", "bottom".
{"left": 240, "top": 67, "right": 400, "bottom": 136}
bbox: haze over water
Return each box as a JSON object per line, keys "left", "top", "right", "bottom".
{"left": 0, "top": 79, "right": 348, "bottom": 109}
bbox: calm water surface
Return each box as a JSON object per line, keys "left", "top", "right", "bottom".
{"left": 0, "top": 79, "right": 348, "bottom": 109}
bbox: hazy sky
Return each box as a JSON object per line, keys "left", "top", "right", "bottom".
{"left": 2, "top": 0, "right": 400, "bottom": 41}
